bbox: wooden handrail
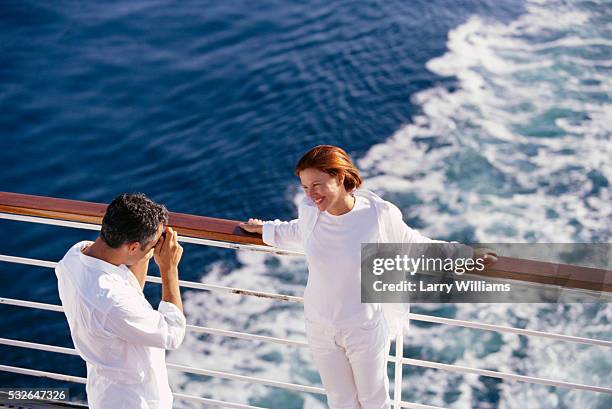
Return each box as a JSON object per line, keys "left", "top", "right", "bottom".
{"left": 0, "top": 191, "right": 263, "bottom": 246}
{"left": 0, "top": 191, "right": 610, "bottom": 293}
{"left": 473, "top": 256, "right": 610, "bottom": 294}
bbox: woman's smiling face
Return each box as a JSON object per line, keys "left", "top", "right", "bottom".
{"left": 298, "top": 167, "right": 345, "bottom": 212}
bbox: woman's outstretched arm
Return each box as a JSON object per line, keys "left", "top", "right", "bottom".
{"left": 240, "top": 218, "right": 303, "bottom": 250}
{"left": 384, "top": 203, "right": 497, "bottom": 265}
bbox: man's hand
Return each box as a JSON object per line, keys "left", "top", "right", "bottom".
{"left": 154, "top": 227, "right": 184, "bottom": 312}
{"left": 239, "top": 218, "right": 264, "bottom": 234}
{"left": 473, "top": 247, "right": 498, "bottom": 268}
{"left": 154, "top": 227, "right": 183, "bottom": 276}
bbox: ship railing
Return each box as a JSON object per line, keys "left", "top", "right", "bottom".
{"left": 0, "top": 192, "right": 610, "bottom": 409}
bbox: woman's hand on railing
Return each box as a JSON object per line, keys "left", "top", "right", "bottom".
{"left": 239, "top": 218, "right": 264, "bottom": 234}
{"left": 473, "top": 247, "right": 498, "bottom": 267}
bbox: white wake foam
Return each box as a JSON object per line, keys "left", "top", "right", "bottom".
{"left": 359, "top": 2, "right": 610, "bottom": 244}
{"left": 358, "top": 0, "right": 611, "bottom": 407}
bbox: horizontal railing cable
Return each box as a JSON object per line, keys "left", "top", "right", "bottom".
{"left": 0, "top": 363, "right": 439, "bottom": 409}
{"left": 0, "top": 296, "right": 63, "bottom": 312}
{"left": 173, "top": 394, "right": 266, "bottom": 409}
{"left": 387, "top": 356, "right": 612, "bottom": 394}
{"left": 186, "top": 324, "right": 308, "bottom": 348}
{"left": 0, "top": 364, "right": 86, "bottom": 384}
{"left": 1, "top": 254, "right": 610, "bottom": 348}
{"left": 0, "top": 363, "right": 442, "bottom": 409}
{"left": 406, "top": 313, "right": 612, "bottom": 348}
{"left": 0, "top": 337, "right": 324, "bottom": 395}
{"left": 0, "top": 364, "right": 267, "bottom": 409}
{"left": 0, "top": 255, "right": 303, "bottom": 303}
{"left": 166, "top": 363, "right": 324, "bottom": 395}
{"left": 146, "top": 275, "right": 304, "bottom": 303}
{"left": 0, "top": 338, "right": 447, "bottom": 408}
{"left": 399, "top": 402, "right": 447, "bottom": 409}
{"left": 0, "top": 300, "right": 610, "bottom": 394}
{"left": 0, "top": 297, "right": 307, "bottom": 348}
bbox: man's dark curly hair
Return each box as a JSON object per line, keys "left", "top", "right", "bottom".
{"left": 101, "top": 193, "right": 168, "bottom": 249}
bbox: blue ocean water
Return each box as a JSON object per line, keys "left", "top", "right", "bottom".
{"left": 1, "top": 0, "right": 610, "bottom": 408}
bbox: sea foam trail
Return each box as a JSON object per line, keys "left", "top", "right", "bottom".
{"left": 170, "top": 1, "right": 611, "bottom": 408}
{"left": 358, "top": 0, "right": 611, "bottom": 407}
{"left": 358, "top": 0, "right": 611, "bottom": 244}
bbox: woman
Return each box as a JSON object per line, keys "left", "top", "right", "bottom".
{"left": 240, "top": 145, "right": 494, "bottom": 409}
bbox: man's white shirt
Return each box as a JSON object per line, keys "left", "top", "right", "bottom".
{"left": 55, "top": 241, "right": 186, "bottom": 409}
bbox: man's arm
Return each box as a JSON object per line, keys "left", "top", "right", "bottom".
{"left": 154, "top": 227, "right": 184, "bottom": 312}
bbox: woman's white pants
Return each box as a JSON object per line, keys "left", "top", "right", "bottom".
{"left": 305, "top": 317, "right": 391, "bottom": 409}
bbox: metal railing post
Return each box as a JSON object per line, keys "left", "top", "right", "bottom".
{"left": 393, "top": 330, "right": 404, "bottom": 408}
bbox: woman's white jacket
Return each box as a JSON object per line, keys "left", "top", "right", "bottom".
{"left": 262, "top": 189, "right": 471, "bottom": 336}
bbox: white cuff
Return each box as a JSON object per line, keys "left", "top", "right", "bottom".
{"left": 158, "top": 301, "right": 186, "bottom": 327}
{"left": 262, "top": 222, "right": 277, "bottom": 247}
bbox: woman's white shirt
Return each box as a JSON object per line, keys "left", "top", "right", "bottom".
{"left": 262, "top": 191, "right": 425, "bottom": 328}
{"left": 302, "top": 195, "right": 381, "bottom": 326}
{"left": 261, "top": 189, "right": 471, "bottom": 332}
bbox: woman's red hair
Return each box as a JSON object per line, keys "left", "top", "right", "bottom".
{"left": 294, "top": 145, "right": 362, "bottom": 191}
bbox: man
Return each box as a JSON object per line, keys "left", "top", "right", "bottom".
{"left": 55, "top": 193, "right": 186, "bottom": 409}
